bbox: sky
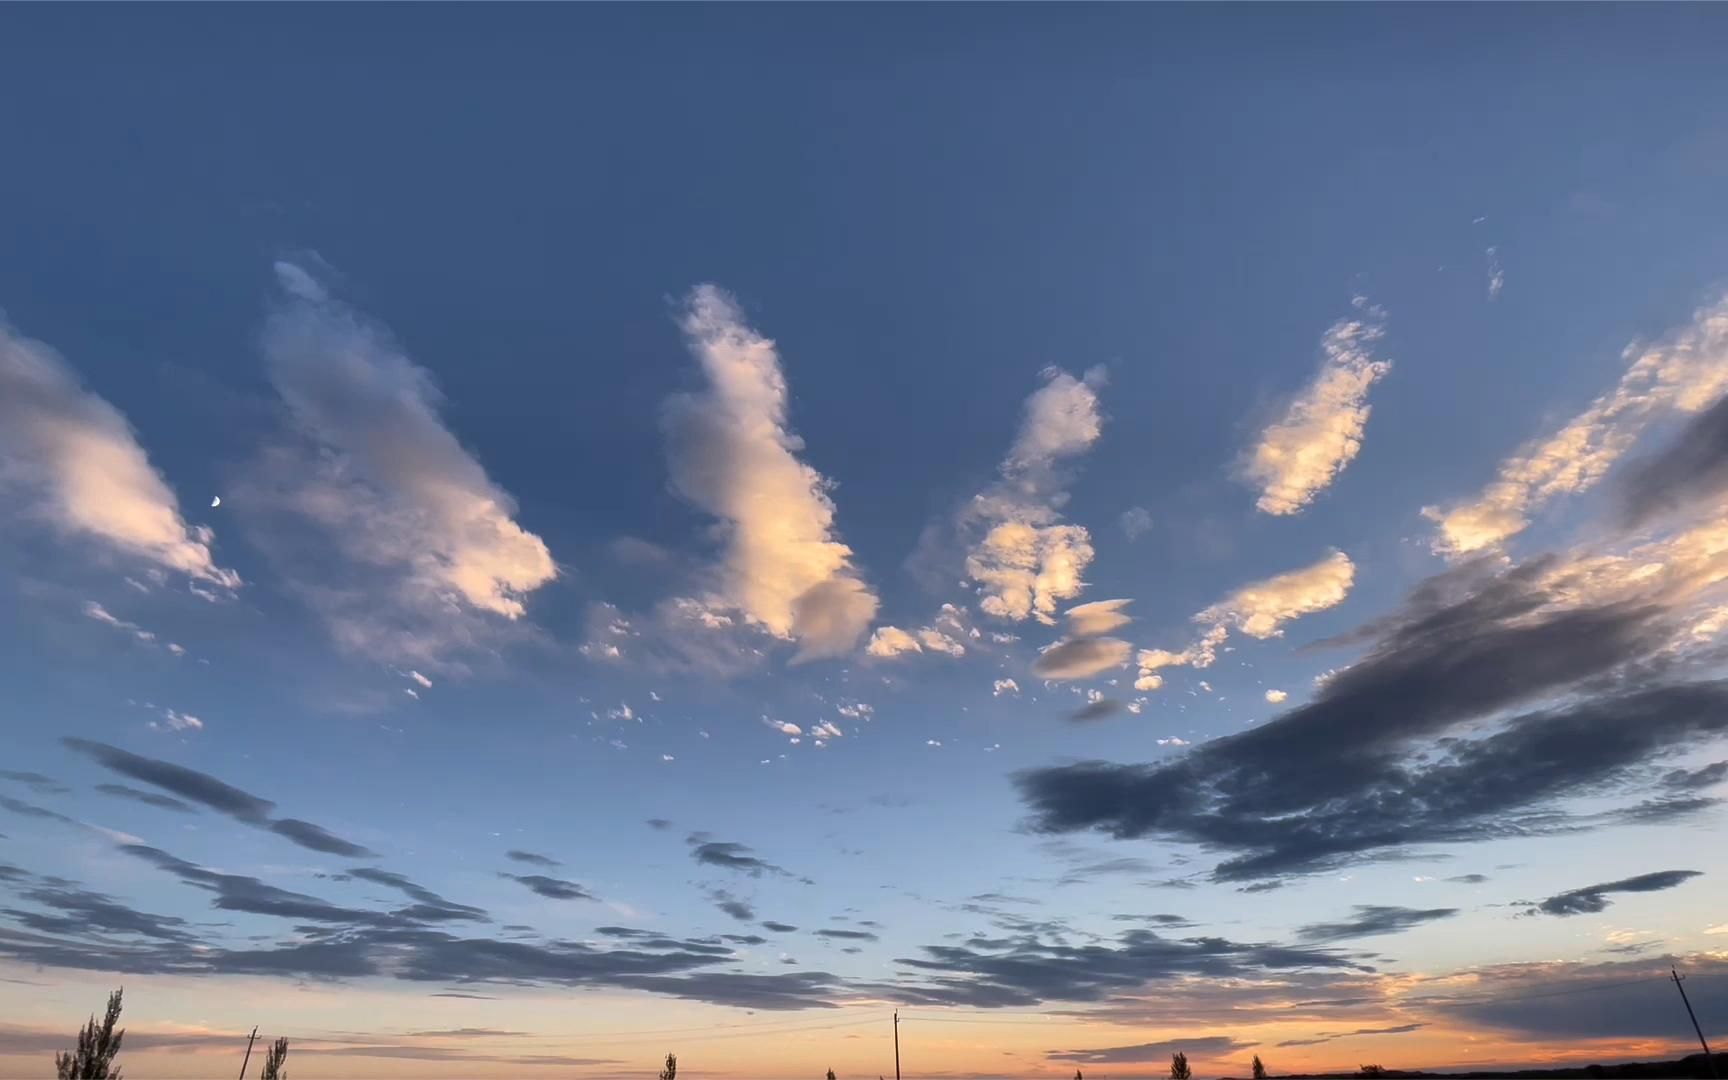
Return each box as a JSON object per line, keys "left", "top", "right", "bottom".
{"left": 3, "top": 6, "right": 1728, "bottom": 1079}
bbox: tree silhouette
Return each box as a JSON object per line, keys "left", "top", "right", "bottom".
{"left": 1170, "top": 1051, "right": 1191, "bottom": 1080}
{"left": 1357, "top": 1067, "right": 1386, "bottom": 1078}
{"left": 259, "top": 1037, "right": 289, "bottom": 1080}
{"left": 827, "top": 1070, "right": 837, "bottom": 1080}
{"left": 1076, "top": 1071, "right": 1085, "bottom": 1080}
{"left": 55, "top": 989, "right": 125, "bottom": 1080}
{"left": 660, "top": 1053, "right": 677, "bottom": 1080}
{"left": 1252, "top": 1054, "right": 1268, "bottom": 1080}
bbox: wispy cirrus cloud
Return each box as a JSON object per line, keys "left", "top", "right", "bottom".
{"left": 1426, "top": 293, "right": 1728, "bottom": 556}
{"left": 0, "top": 320, "right": 239, "bottom": 589}
{"left": 661, "top": 284, "right": 877, "bottom": 661}
{"left": 1246, "top": 300, "right": 1390, "bottom": 516}
{"left": 239, "top": 261, "right": 557, "bottom": 668}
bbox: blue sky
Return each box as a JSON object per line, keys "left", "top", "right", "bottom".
{"left": 3, "top": 6, "right": 1728, "bottom": 1078}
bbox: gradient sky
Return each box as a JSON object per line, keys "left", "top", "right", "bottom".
{"left": 3, "top": 6, "right": 1728, "bottom": 1080}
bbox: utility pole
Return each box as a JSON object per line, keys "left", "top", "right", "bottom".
{"left": 893, "top": 1011, "right": 901, "bottom": 1080}
{"left": 1672, "top": 968, "right": 1719, "bottom": 1079}
{"left": 238, "top": 1026, "right": 259, "bottom": 1080}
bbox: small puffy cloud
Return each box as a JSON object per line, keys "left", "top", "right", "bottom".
{"left": 662, "top": 285, "right": 877, "bottom": 660}
{"left": 836, "top": 702, "right": 872, "bottom": 719}
{"left": 1265, "top": 689, "right": 1289, "bottom": 704}
{"left": 993, "top": 678, "right": 1021, "bottom": 697}
{"left": 1426, "top": 293, "right": 1728, "bottom": 555}
{"left": 1157, "top": 736, "right": 1189, "bottom": 747}
{"left": 926, "top": 739, "right": 943, "bottom": 748}
{"left": 1247, "top": 299, "right": 1391, "bottom": 516}
{"left": 1135, "top": 551, "right": 1355, "bottom": 686}
{"left": 812, "top": 721, "right": 843, "bottom": 739}
{"left": 762, "top": 718, "right": 802, "bottom": 737}
{"left": 0, "top": 320, "right": 239, "bottom": 589}
{"left": 1487, "top": 246, "right": 1505, "bottom": 301}
{"left": 407, "top": 671, "right": 433, "bottom": 689}
{"left": 244, "top": 262, "right": 556, "bottom": 666}
{"left": 1119, "top": 507, "right": 1153, "bottom": 540}
{"left": 866, "top": 604, "right": 970, "bottom": 660}
{"left": 964, "top": 368, "right": 1106, "bottom": 623}
{"left": 149, "top": 709, "right": 204, "bottom": 733}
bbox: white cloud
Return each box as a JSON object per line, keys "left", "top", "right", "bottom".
{"left": 606, "top": 703, "right": 635, "bottom": 722}
{"left": 1064, "top": 598, "right": 1134, "bottom": 637}
{"left": 1135, "top": 551, "right": 1356, "bottom": 685}
{"left": 1425, "top": 294, "right": 1728, "bottom": 556}
{"left": 246, "top": 262, "right": 556, "bottom": 666}
{"left": 407, "top": 670, "right": 433, "bottom": 689}
{"left": 404, "top": 688, "right": 419, "bottom": 700}
{"left": 662, "top": 754, "right": 676, "bottom": 763}
{"left": 813, "top": 720, "right": 843, "bottom": 739}
{"left": 836, "top": 702, "right": 873, "bottom": 719}
{"left": 1486, "top": 246, "right": 1505, "bottom": 301}
{"left": 1, "top": 320, "right": 240, "bottom": 589}
{"left": 1705, "top": 924, "right": 1728, "bottom": 935}
{"left": 165, "top": 643, "right": 185, "bottom": 657}
{"left": 964, "top": 368, "right": 1106, "bottom": 623}
{"left": 1246, "top": 299, "right": 1391, "bottom": 516}
{"left": 1119, "top": 507, "right": 1153, "bottom": 540}
{"left": 1264, "top": 688, "right": 1288, "bottom": 703}
{"left": 1157, "top": 736, "right": 1190, "bottom": 747}
{"left": 662, "top": 285, "right": 877, "bottom": 661}
{"left": 149, "top": 708, "right": 203, "bottom": 733}
{"left": 763, "top": 718, "right": 802, "bottom": 737}
{"left": 866, "top": 626, "right": 922, "bottom": 658}
{"left": 82, "top": 601, "right": 157, "bottom": 645}
{"left": 926, "top": 739, "right": 943, "bottom": 748}
{"left": 992, "top": 678, "right": 1021, "bottom": 697}
{"left": 865, "top": 604, "right": 969, "bottom": 660}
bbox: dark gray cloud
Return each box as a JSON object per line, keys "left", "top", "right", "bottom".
{"left": 722, "top": 934, "right": 767, "bottom": 946}
{"left": 707, "top": 888, "right": 755, "bottom": 922}
{"left": 1276, "top": 1022, "right": 1424, "bottom": 1048}
{"left": 0, "top": 795, "right": 75, "bottom": 825}
{"left": 1070, "top": 698, "right": 1125, "bottom": 723}
{"left": 2, "top": 881, "right": 195, "bottom": 943}
{"left": 505, "top": 850, "right": 560, "bottom": 868}
{"left": 431, "top": 991, "right": 496, "bottom": 999}
{"left": 95, "top": 783, "right": 195, "bottom": 812}
{"left": 343, "top": 868, "right": 488, "bottom": 923}
{"left": 270, "top": 818, "right": 375, "bottom": 858}
{"left": 0, "top": 864, "right": 26, "bottom": 882}
{"left": 1032, "top": 637, "right": 1133, "bottom": 681}
{"left": 1423, "top": 954, "right": 1728, "bottom": 1040}
{"left": 1110, "top": 914, "right": 1195, "bottom": 927}
{"left": 880, "top": 925, "right": 1361, "bottom": 1009}
{"left": 1047, "top": 1036, "right": 1254, "bottom": 1063}
{"left": 65, "top": 738, "right": 273, "bottom": 821}
{"left": 1525, "top": 870, "right": 1702, "bottom": 916}
{"left": 64, "top": 738, "right": 372, "bottom": 858}
{"left": 646, "top": 818, "right": 673, "bottom": 830}
{"left": 0, "top": 771, "right": 68, "bottom": 795}
{"left": 407, "top": 1027, "right": 526, "bottom": 1038}
{"left": 619, "top": 970, "right": 842, "bottom": 1011}
{"left": 1445, "top": 873, "right": 1489, "bottom": 884}
{"left": 1620, "top": 391, "right": 1728, "bottom": 527}
{"left": 1662, "top": 760, "right": 1728, "bottom": 789}
{"left": 123, "top": 844, "right": 403, "bottom": 927}
{"left": 497, "top": 873, "right": 595, "bottom": 902}
{"left": 687, "top": 834, "right": 791, "bottom": 878}
{"left": 1017, "top": 554, "right": 1728, "bottom": 882}
{"left": 1296, "top": 905, "right": 1459, "bottom": 942}
{"left": 1057, "top": 856, "right": 1161, "bottom": 886}
{"left": 761, "top": 921, "right": 797, "bottom": 933}
{"left": 814, "top": 928, "right": 879, "bottom": 942}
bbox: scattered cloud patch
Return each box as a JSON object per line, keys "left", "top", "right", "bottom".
{"left": 1246, "top": 299, "right": 1390, "bottom": 516}
{"left": 661, "top": 285, "right": 877, "bottom": 660}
